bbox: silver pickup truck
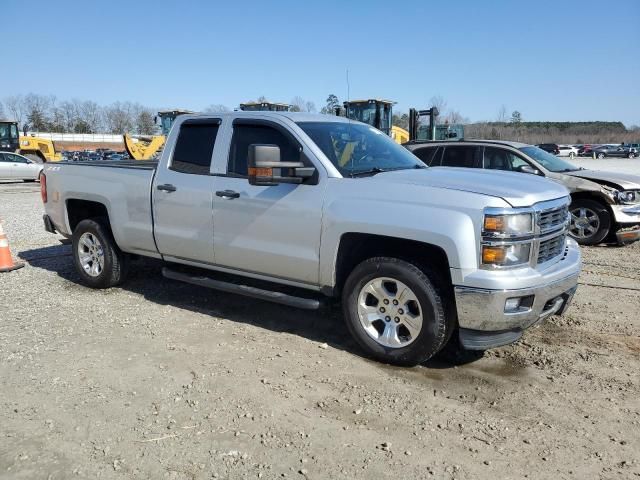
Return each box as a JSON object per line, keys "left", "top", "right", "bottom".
{"left": 41, "top": 112, "right": 581, "bottom": 366}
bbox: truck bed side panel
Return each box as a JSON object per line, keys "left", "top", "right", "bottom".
{"left": 44, "top": 163, "right": 159, "bottom": 257}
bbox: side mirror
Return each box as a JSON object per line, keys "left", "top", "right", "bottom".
{"left": 517, "top": 164, "right": 541, "bottom": 175}
{"left": 248, "top": 144, "right": 316, "bottom": 186}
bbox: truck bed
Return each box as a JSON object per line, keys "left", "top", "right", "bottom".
{"left": 43, "top": 160, "right": 159, "bottom": 258}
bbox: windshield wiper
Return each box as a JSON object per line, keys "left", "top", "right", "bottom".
{"left": 349, "top": 167, "right": 387, "bottom": 177}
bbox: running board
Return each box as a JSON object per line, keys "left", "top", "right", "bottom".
{"left": 161, "top": 267, "right": 322, "bottom": 310}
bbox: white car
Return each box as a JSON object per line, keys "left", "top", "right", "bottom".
{"left": 557, "top": 145, "right": 579, "bottom": 159}
{"left": 0, "top": 152, "right": 43, "bottom": 182}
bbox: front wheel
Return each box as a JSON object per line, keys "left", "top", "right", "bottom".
{"left": 597, "top": 153, "right": 606, "bottom": 159}
{"left": 72, "top": 218, "right": 129, "bottom": 288}
{"left": 569, "top": 199, "right": 611, "bottom": 245}
{"left": 342, "top": 257, "right": 451, "bottom": 366}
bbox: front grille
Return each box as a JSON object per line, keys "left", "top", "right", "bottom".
{"left": 537, "top": 234, "right": 566, "bottom": 264}
{"left": 538, "top": 205, "right": 568, "bottom": 234}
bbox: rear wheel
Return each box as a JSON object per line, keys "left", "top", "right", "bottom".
{"left": 569, "top": 199, "right": 611, "bottom": 245}
{"left": 597, "top": 153, "right": 605, "bottom": 159}
{"left": 628, "top": 152, "right": 635, "bottom": 159}
{"left": 342, "top": 257, "right": 451, "bottom": 366}
{"left": 72, "top": 218, "right": 129, "bottom": 288}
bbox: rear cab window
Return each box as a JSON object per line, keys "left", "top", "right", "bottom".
{"left": 170, "top": 119, "right": 220, "bottom": 175}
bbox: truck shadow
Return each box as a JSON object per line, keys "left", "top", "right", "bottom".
{"left": 19, "top": 244, "right": 473, "bottom": 368}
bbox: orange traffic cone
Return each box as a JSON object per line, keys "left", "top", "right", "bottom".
{"left": 0, "top": 220, "right": 24, "bottom": 273}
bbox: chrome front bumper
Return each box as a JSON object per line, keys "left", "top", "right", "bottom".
{"left": 453, "top": 239, "right": 581, "bottom": 341}
{"left": 612, "top": 204, "right": 640, "bottom": 225}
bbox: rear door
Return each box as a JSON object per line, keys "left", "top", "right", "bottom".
{"left": 152, "top": 118, "right": 222, "bottom": 264}
{"left": 211, "top": 118, "right": 325, "bottom": 285}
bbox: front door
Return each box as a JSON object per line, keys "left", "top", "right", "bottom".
{"left": 211, "top": 120, "right": 325, "bottom": 285}
{"left": 152, "top": 118, "right": 222, "bottom": 264}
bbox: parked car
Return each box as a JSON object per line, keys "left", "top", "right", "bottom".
{"left": 557, "top": 145, "right": 579, "bottom": 159}
{"left": 591, "top": 145, "right": 637, "bottom": 159}
{"left": 537, "top": 143, "right": 560, "bottom": 155}
{"left": 578, "top": 144, "right": 598, "bottom": 157}
{"left": 41, "top": 112, "right": 581, "bottom": 366}
{"left": 0, "top": 152, "right": 43, "bottom": 182}
{"left": 404, "top": 140, "right": 640, "bottom": 245}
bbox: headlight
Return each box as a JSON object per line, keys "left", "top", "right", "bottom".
{"left": 483, "top": 212, "right": 534, "bottom": 237}
{"left": 481, "top": 243, "right": 531, "bottom": 267}
{"left": 617, "top": 190, "right": 640, "bottom": 205}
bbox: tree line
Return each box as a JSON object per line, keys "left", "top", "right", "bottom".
{"left": 2, "top": 93, "right": 637, "bottom": 144}
{"left": 0, "top": 94, "right": 318, "bottom": 135}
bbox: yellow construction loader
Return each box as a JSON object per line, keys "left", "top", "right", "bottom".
{"left": 340, "top": 99, "right": 409, "bottom": 144}
{"left": 123, "top": 109, "right": 194, "bottom": 160}
{"left": 0, "top": 119, "right": 62, "bottom": 162}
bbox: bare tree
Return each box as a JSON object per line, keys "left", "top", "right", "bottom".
{"left": 429, "top": 95, "right": 447, "bottom": 119}
{"left": 496, "top": 105, "right": 508, "bottom": 122}
{"left": 103, "top": 101, "right": 135, "bottom": 134}
{"left": 5, "top": 95, "right": 26, "bottom": 125}
{"left": 289, "top": 96, "right": 316, "bottom": 112}
{"left": 132, "top": 104, "right": 156, "bottom": 135}
{"left": 203, "top": 104, "right": 230, "bottom": 113}
{"left": 23, "top": 94, "right": 57, "bottom": 131}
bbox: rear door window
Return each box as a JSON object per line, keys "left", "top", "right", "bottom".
{"left": 170, "top": 120, "right": 220, "bottom": 175}
{"left": 412, "top": 146, "right": 440, "bottom": 166}
{"left": 440, "top": 146, "right": 481, "bottom": 168}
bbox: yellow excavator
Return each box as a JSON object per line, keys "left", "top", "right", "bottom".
{"left": 341, "top": 99, "right": 409, "bottom": 144}
{"left": 123, "top": 109, "right": 194, "bottom": 160}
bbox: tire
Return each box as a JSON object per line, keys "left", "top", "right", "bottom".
{"left": 72, "top": 218, "right": 129, "bottom": 288}
{"left": 569, "top": 152, "right": 575, "bottom": 159}
{"left": 569, "top": 199, "right": 611, "bottom": 245}
{"left": 628, "top": 152, "right": 635, "bottom": 159}
{"left": 342, "top": 257, "right": 451, "bottom": 366}
{"left": 597, "top": 153, "right": 605, "bottom": 159}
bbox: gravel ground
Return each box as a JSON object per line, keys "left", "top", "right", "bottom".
{"left": 571, "top": 157, "right": 640, "bottom": 175}
{"left": 0, "top": 181, "right": 639, "bottom": 479}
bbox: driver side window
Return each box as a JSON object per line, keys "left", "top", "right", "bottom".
{"left": 227, "top": 124, "right": 299, "bottom": 178}
{"left": 483, "top": 147, "right": 529, "bottom": 171}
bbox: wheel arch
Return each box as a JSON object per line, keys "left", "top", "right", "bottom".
{"left": 331, "top": 233, "right": 453, "bottom": 298}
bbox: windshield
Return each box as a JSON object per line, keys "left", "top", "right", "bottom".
{"left": 519, "top": 146, "right": 579, "bottom": 172}
{"left": 0, "top": 123, "right": 19, "bottom": 140}
{"left": 297, "top": 121, "right": 424, "bottom": 176}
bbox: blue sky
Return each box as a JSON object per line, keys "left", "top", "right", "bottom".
{"left": 3, "top": 0, "right": 639, "bottom": 125}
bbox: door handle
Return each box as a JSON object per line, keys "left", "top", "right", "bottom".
{"left": 216, "top": 190, "right": 240, "bottom": 199}
{"left": 157, "top": 183, "right": 177, "bottom": 192}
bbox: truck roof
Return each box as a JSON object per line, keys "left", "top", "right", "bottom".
{"left": 183, "top": 111, "right": 354, "bottom": 124}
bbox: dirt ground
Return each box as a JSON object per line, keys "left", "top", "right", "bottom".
{"left": 1, "top": 181, "right": 638, "bottom": 480}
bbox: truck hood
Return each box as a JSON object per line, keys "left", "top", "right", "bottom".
{"left": 563, "top": 169, "right": 640, "bottom": 190}
{"left": 370, "top": 167, "right": 569, "bottom": 207}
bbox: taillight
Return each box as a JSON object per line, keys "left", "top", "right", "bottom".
{"left": 40, "top": 173, "right": 47, "bottom": 203}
